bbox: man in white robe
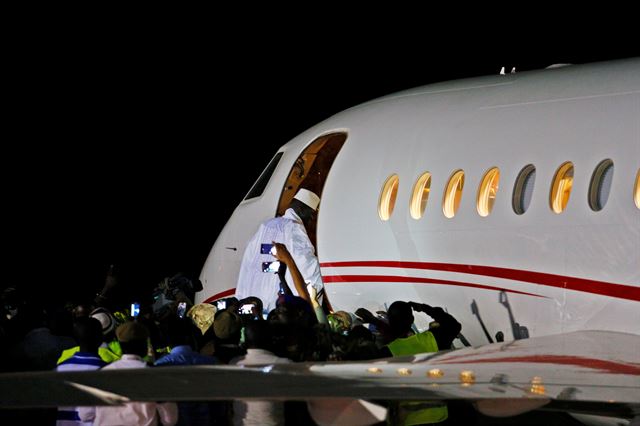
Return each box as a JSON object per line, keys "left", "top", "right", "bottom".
{"left": 236, "top": 188, "right": 323, "bottom": 314}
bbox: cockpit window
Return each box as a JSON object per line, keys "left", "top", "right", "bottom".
{"left": 245, "top": 152, "right": 284, "bottom": 200}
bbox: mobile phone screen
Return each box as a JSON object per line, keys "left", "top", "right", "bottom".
{"left": 177, "top": 302, "right": 187, "bottom": 318}
{"left": 131, "top": 303, "right": 140, "bottom": 317}
{"left": 239, "top": 304, "right": 254, "bottom": 315}
{"left": 262, "top": 261, "right": 280, "bottom": 273}
{"left": 260, "top": 243, "right": 275, "bottom": 255}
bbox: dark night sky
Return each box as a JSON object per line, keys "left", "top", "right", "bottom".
{"left": 3, "top": 32, "right": 638, "bottom": 306}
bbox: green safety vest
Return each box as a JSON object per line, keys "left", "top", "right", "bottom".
{"left": 57, "top": 345, "right": 121, "bottom": 365}
{"left": 387, "top": 331, "right": 448, "bottom": 425}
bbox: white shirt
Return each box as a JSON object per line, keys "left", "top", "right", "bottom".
{"left": 78, "top": 354, "right": 178, "bottom": 426}
{"left": 231, "top": 349, "right": 291, "bottom": 426}
{"left": 236, "top": 208, "right": 324, "bottom": 313}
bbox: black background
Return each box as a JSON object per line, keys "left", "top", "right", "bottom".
{"left": 3, "top": 29, "right": 638, "bottom": 306}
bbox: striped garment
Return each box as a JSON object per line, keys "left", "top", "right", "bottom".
{"left": 55, "top": 352, "right": 106, "bottom": 426}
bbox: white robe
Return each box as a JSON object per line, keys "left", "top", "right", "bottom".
{"left": 235, "top": 208, "right": 323, "bottom": 314}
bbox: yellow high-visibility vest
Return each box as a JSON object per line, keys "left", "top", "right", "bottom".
{"left": 57, "top": 345, "right": 121, "bottom": 365}
{"left": 387, "top": 331, "right": 448, "bottom": 424}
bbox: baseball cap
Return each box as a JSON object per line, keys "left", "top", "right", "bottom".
{"left": 90, "top": 308, "right": 116, "bottom": 336}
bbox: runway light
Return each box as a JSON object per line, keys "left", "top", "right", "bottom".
{"left": 367, "top": 367, "right": 383, "bottom": 374}
{"left": 397, "top": 368, "right": 412, "bottom": 376}
{"left": 530, "top": 376, "right": 545, "bottom": 395}
{"left": 427, "top": 369, "right": 444, "bottom": 378}
{"left": 460, "top": 370, "right": 475, "bottom": 385}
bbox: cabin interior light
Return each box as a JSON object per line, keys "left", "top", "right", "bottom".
{"left": 410, "top": 172, "right": 432, "bottom": 219}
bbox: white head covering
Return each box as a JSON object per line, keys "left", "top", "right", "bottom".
{"left": 293, "top": 188, "right": 320, "bottom": 211}
{"left": 90, "top": 308, "right": 116, "bottom": 336}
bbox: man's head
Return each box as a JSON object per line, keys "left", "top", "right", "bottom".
{"left": 213, "top": 309, "right": 242, "bottom": 343}
{"left": 244, "top": 320, "right": 272, "bottom": 350}
{"left": 387, "top": 301, "right": 414, "bottom": 338}
{"left": 116, "top": 321, "right": 150, "bottom": 356}
{"left": 73, "top": 317, "right": 104, "bottom": 353}
{"left": 290, "top": 188, "right": 320, "bottom": 225}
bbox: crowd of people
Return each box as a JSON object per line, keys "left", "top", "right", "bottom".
{"left": 0, "top": 189, "right": 464, "bottom": 425}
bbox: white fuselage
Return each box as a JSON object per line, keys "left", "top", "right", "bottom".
{"left": 198, "top": 59, "right": 640, "bottom": 347}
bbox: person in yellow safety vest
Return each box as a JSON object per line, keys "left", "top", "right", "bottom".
{"left": 379, "top": 301, "right": 461, "bottom": 425}
{"left": 58, "top": 308, "right": 123, "bottom": 364}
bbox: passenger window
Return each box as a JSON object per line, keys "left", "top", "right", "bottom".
{"left": 477, "top": 167, "right": 500, "bottom": 217}
{"left": 512, "top": 165, "right": 536, "bottom": 215}
{"left": 410, "top": 172, "right": 432, "bottom": 219}
{"left": 244, "top": 152, "right": 284, "bottom": 200}
{"left": 550, "top": 162, "right": 574, "bottom": 214}
{"left": 379, "top": 174, "right": 399, "bottom": 221}
{"left": 635, "top": 169, "right": 640, "bottom": 209}
{"left": 588, "top": 159, "right": 614, "bottom": 211}
{"left": 442, "top": 170, "right": 465, "bottom": 218}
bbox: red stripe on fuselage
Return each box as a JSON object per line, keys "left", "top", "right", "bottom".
{"left": 438, "top": 354, "right": 640, "bottom": 375}
{"left": 203, "top": 288, "right": 236, "bottom": 303}
{"left": 320, "top": 261, "right": 640, "bottom": 302}
{"left": 323, "top": 275, "right": 545, "bottom": 298}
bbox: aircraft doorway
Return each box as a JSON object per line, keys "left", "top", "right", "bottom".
{"left": 276, "top": 132, "right": 347, "bottom": 251}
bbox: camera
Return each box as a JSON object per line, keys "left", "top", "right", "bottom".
{"left": 152, "top": 273, "right": 203, "bottom": 317}
{"left": 262, "top": 261, "right": 280, "bottom": 273}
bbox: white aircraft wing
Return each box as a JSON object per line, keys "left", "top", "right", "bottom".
{"left": 1, "top": 330, "right": 638, "bottom": 421}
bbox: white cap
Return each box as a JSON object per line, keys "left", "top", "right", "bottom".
{"left": 294, "top": 188, "right": 320, "bottom": 211}
{"left": 90, "top": 308, "right": 116, "bottom": 335}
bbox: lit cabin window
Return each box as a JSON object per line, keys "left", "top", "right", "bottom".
{"left": 477, "top": 167, "right": 500, "bottom": 217}
{"left": 410, "top": 172, "right": 432, "bottom": 219}
{"left": 635, "top": 169, "right": 640, "bottom": 209}
{"left": 442, "top": 170, "right": 465, "bottom": 218}
{"left": 550, "top": 162, "right": 574, "bottom": 214}
{"left": 378, "top": 174, "right": 399, "bottom": 221}
{"left": 588, "top": 159, "right": 614, "bottom": 211}
{"left": 513, "top": 165, "right": 536, "bottom": 215}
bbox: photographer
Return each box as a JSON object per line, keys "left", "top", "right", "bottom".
{"left": 152, "top": 273, "right": 203, "bottom": 320}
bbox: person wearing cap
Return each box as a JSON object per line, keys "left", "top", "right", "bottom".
{"left": 236, "top": 188, "right": 324, "bottom": 314}
{"left": 56, "top": 307, "right": 121, "bottom": 365}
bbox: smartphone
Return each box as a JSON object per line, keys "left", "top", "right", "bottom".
{"left": 131, "top": 302, "right": 140, "bottom": 318}
{"left": 262, "top": 260, "right": 280, "bottom": 273}
{"left": 239, "top": 304, "right": 254, "bottom": 315}
{"left": 177, "top": 302, "right": 187, "bottom": 318}
{"left": 260, "top": 243, "right": 277, "bottom": 255}
{"left": 216, "top": 300, "right": 227, "bottom": 310}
